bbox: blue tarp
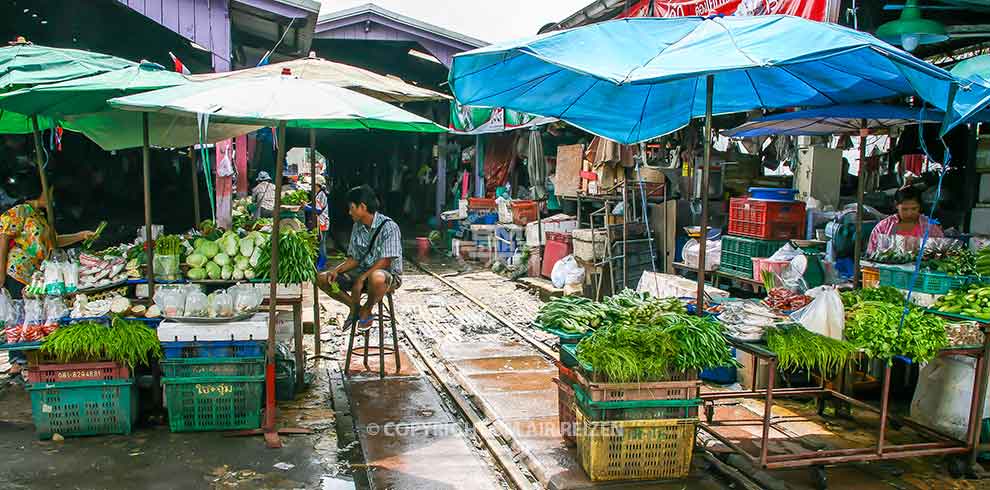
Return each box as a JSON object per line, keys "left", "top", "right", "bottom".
{"left": 449, "top": 15, "right": 960, "bottom": 144}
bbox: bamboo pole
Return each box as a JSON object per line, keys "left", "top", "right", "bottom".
{"left": 30, "top": 116, "right": 56, "bottom": 246}
{"left": 142, "top": 113, "right": 155, "bottom": 298}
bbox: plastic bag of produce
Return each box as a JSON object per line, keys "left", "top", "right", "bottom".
{"left": 21, "top": 298, "right": 46, "bottom": 342}
{"left": 43, "top": 297, "right": 66, "bottom": 336}
{"left": 551, "top": 255, "right": 585, "bottom": 289}
{"left": 789, "top": 286, "right": 844, "bottom": 340}
{"left": 184, "top": 289, "right": 209, "bottom": 317}
{"left": 682, "top": 239, "right": 720, "bottom": 271}
{"left": 154, "top": 254, "right": 181, "bottom": 281}
{"left": 210, "top": 290, "right": 234, "bottom": 318}
{"left": 62, "top": 250, "right": 79, "bottom": 293}
{"left": 5, "top": 300, "right": 24, "bottom": 343}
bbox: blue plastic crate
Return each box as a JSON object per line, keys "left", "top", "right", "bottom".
{"left": 162, "top": 340, "right": 265, "bottom": 359}
{"left": 466, "top": 211, "right": 498, "bottom": 225}
{"left": 748, "top": 187, "right": 798, "bottom": 202}
{"left": 701, "top": 348, "right": 737, "bottom": 384}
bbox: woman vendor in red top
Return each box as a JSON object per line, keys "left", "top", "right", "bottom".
{"left": 866, "top": 186, "right": 943, "bottom": 256}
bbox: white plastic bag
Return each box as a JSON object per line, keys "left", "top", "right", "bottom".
{"left": 911, "top": 355, "right": 990, "bottom": 441}
{"left": 789, "top": 286, "right": 844, "bottom": 340}
{"left": 551, "top": 255, "right": 585, "bottom": 289}
{"left": 769, "top": 243, "right": 802, "bottom": 262}
{"left": 682, "top": 239, "right": 720, "bottom": 271}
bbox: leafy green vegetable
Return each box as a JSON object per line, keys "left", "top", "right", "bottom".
{"left": 767, "top": 325, "right": 857, "bottom": 377}
{"left": 41, "top": 317, "right": 162, "bottom": 368}
{"left": 841, "top": 286, "right": 904, "bottom": 308}
{"left": 187, "top": 267, "right": 206, "bottom": 280}
{"left": 198, "top": 240, "right": 220, "bottom": 259}
{"left": 281, "top": 190, "right": 310, "bottom": 206}
{"left": 254, "top": 229, "right": 317, "bottom": 284}
{"left": 933, "top": 283, "right": 990, "bottom": 319}
{"left": 534, "top": 296, "right": 608, "bottom": 334}
{"left": 155, "top": 234, "right": 182, "bottom": 256}
{"left": 843, "top": 301, "right": 947, "bottom": 364}
{"left": 186, "top": 253, "right": 208, "bottom": 268}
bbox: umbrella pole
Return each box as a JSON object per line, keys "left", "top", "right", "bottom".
{"left": 142, "top": 113, "right": 155, "bottom": 298}
{"left": 310, "top": 128, "right": 321, "bottom": 358}
{"left": 696, "top": 75, "right": 714, "bottom": 316}
{"left": 190, "top": 148, "right": 201, "bottom": 225}
{"left": 854, "top": 122, "right": 868, "bottom": 289}
{"left": 265, "top": 121, "right": 288, "bottom": 448}
{"left": 30, "top": 116, "right": 57, "bottom": 246}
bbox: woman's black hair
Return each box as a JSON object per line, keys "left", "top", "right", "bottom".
{"left": 347, "top": 185, "right": 379, "bottom": 214}
{"left": 894, "top": 186, "right": 924, "bottom": 205}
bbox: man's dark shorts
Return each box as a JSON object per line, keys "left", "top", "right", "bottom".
{"left": 336, "top": 270, "right": 402, "bottom": 292}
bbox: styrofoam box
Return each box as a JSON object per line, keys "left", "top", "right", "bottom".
{"left": 971, "top": 207, "right": 990, "bottom": 236}
{"left": 252, "top": 282, "right": 303, "bottom": 300}
{"left": 158, "top": 313, "right": 269, "bottom": 342}
{"left": 525, "top": 214, "right": 578, "bottom": 246}
{"left": 636, "top": 271, "right": 730, "bottom": 300}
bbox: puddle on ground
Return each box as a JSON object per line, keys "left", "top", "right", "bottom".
{"left": 320, "top": 476, "right": 357, "bottom": 489}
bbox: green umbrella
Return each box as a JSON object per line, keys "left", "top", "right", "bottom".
{"left": 952, "top": 55, "right": 990, "bottom": 84}
{"left": 0, "top": 41, "right": 134, "bottom": 133}
{"left": 107, "top": 74, "right": 447, "bottom": 132}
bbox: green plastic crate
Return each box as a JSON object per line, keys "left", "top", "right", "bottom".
{"left": 28, "top": 379, "right": 137, "bottom": 440}
{"left": 560, "top": 343, "right": 579, "bottom": 369}
{"left": 162, "top": 375, "right": 264, "bottom": 432}
{"left": 160, "top": 357, "right": 265, "bottom": 378}
{"left": 878, "top": 265, "right": 974, "bottom": 295}
{"left": 719, "top": 236, "right": 788, "bottom": 278}
{"left": 573, "top": 383, "right": 701, "bottom": 421}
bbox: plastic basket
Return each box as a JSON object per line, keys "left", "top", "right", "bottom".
{"left": 560, "top": 343, "right": 580, "bottom": 368}
{"left": 160, "top": 357, "right": 265, "bottom": 378}
{"left": 748, "top": 187, "right": 799, "bottom": 201}
{"left": 877, "top": 265, "right": 974, "bottom": 295}
{"left": 575, "top": 409, "right": 696, "bottom": 482}
{"left": 719, "top": 236, "right": 788, "bottom": 279}
{"left": 28, "top": 361, "right": 130, "bottom": 384}
{"left": 28, "top": 379, "right": 136, "bottom": 440}
{"left": 861, "top": 266, "right": 879, "bottom": 288}
{"left": 162, "top": 375, "right": 264, "bottom": 432}
{"left": 161, "top": 340, "right": 264, "bottom": 359}
{"left": 575, "top": 369, "right": 700, "bottom": 401}
{"left": 728, "top": 197, "right": 806, "bottom": 240}
{"left": 468, "top": 197, "right": 497, "bottom": 210}
{"left": 574, "top": 383, "right": 701, "bottom": 421}
{"left": 553, "top": 378, "right": 577, "bottom": 445}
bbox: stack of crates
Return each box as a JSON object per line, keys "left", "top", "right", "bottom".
{"left": 719, "top": 196, "right": 805, "bottom": 280}
{"left": 158, "top": 323, "right": 267, "bottom": 432}
{"left": 27, "top": 360, "right": 137, "bottom": 440}
{"left": 565, "top": 364, "right": 701, "bottom": 482}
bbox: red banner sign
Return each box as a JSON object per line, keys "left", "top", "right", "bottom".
{"left": 617, "top": 0, "right": 839, "bottom": 22}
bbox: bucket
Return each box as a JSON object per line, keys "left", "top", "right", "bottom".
{"left": 416, "top": 237, "right": 430, "bottom": 259}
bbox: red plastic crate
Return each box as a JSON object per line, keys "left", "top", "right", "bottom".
{"left": 468, "top": 197, "right": 497, "bottom": 210}
{"left": 542, "top": 233, "right": 573, "bottom": 278}
{"left": 511, "top": 200, "right": 539, "bottom": 225}
{"left": 28, "top": 361, "right": 130, "bottom": 384}
{"left": 728, "top": 197, "right": 806, "bottom": 240}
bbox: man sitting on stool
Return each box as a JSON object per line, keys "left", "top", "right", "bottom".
{"left": 317, "top": 185, "right": 402, "bottom": 327}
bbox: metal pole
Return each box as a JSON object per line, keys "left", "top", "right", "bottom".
{"left": 142, "top": 113, "right": 155, "bottom": 298}
{"left": 310, "top": 128, "right": 321, "bottom": 358}
{"left": 474, "top": 134, "right": 484, "bottom": 197}
{"left": 30, "top": 116, "right": 56, "bottom": 246}
{"left": 436, "top": 132, "right": 447, "bottom": 225}
{"left": 264, "top": 121, "right": 287, "bottom": 446}
{"left": 853, "top": 124, "right": 868, "bottom": 288}
{"left": 696, "top": 75, "right": 714, "bottom": 316}
{"left": 190, "top": 148, "right": 201, "bottom": 225}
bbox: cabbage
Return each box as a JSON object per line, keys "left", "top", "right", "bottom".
{"left": 187, "top": 267, "right": 207, "bottom": 280}
{"left": 239, "top": 238, "right": 255, "bottom": 258}
{"left": 221, "top": 265, "right": 233, "bottom": 280}
{"left": 186, "top": 253, "right": 208, "bottom": 268}
{"left": 194, "top": 238, "right": 209, "bottom": 250}
{"left": 243, "top": 268, "right": 256, "bottom": 280}
{"left": 232, "top": 268, "right": 245, "bottom": 280}
{"left": 249, "top": 248, "right": 261, "bottom": 268}
{"left": 254, "top": 232, "right": 268, "bottom": 247}
{"left": 235, "top": 255, "right": 251, "bottom": 270}
{"left": 221, "top": 233, "right": 239, "bottom": 257}
{"left": 206, "top": 262, "right": 222, "bottom": 280}
{"left": 213, "top": 253, "right": 231, "bottom": 267}
{"left": 198, "top": 240, "right": 220, "bottom": 259}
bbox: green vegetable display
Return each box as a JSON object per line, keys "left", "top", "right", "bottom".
{"left": 766, "top": 325, "right": 857, "bottom": 377}
{"left": 534, "top": 296, "right": 608, "bottom": 334}
{"left": 926, "top": 248, "right": 977, "bottom": 276}
{"left": 281, "top": 190, "right": 310, "bottom": 206}
{"left": 254, "top": 229, "right": 317, "bottom": 284}
{"left": 187, "top": 231, "right": 268, "bottom": 282}
{"left": 41, "top": 317, "right": 162, "bottom": 368}
{"left": 843, "top": 301, "right": 947, "bottom": 364}
{"left": 977, "top": 248, "right": 990, "bottom": 277}
{"left": 840, "top": 286, "right": 904, "bottom": 308}
{"left": 933, "top": 283, "right": 990, "bottom": 320}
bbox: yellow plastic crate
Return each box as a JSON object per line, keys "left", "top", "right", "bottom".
{"left": 575, "top": 409, "right": 696, "bottom": 482}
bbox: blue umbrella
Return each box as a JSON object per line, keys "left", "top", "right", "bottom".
{"left": 449, "top": 15, "right": 959, "bottom": 145}
{"left": 449, "top": 14, "right": 961, "bottom": 311}
{"left": 723, "top": 104, "right": 946, "bottom": 138}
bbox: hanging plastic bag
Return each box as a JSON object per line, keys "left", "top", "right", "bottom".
{"left": 768, "top": 243, "right": 802, "bottom": 262}
{"left": 21, "top": 298, "right": 46, "bottom": 342}
{"left": 62, "top": 249, "right": 79, "bottom": 294}
{"left": 551, "top": 255, "right": 585, "bottom": 289}
{"left": 183, "top": 289, "right": 209, "bottom": 318}
{"left": 789, "top": 286, "right": 844, "bottom": 340}
{"left": 5, "top": 300, "right": 24, "bottom": 344}
{"left": 43, "top": 297, "right": 66, "bottom": 336}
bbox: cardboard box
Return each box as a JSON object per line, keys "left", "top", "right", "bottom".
{"left": 736, "top": 350, "right": 770, "bottom": 391}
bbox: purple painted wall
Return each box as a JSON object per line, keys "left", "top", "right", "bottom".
{"left": 118, "top": 0, "right": 231, "bottom": 72}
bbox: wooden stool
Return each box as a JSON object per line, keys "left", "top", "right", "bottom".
{"left": 344, "top": 292, "right": 400, "bottom": 379}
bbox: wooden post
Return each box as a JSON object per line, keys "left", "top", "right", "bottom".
{"left": 696, "top": 75, "right": 714, "bottom": 316}
{"left": 310, "top": 128, "right": 321, "bottom": 358}
{"left": 142, "top": 113, "right": 155, "bottom": 298}
{"left": 264, "top": 121, "right": 288, "bottom": 449}
{"left": 30, "top": 116, "right": 57, "bottom": 246}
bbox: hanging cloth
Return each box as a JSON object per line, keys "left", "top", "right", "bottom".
{"left": 197, "top": 113, "right": 217, "bottom": 221}
{"left": 527, "top": 129, "right": 548, "bottom": 200}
